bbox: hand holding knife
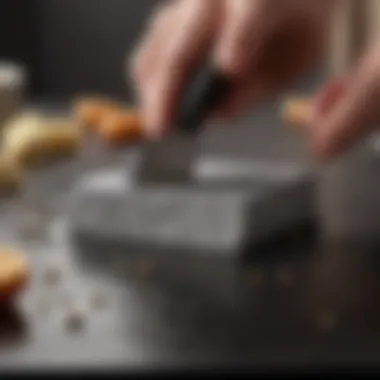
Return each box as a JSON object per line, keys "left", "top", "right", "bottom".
{"left": 137, "top": 64, "right": 231, "bottom": 184}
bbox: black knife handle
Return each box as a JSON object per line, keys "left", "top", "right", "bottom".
{"left": 176, "top": 66, "right": 230, "bottom": 134}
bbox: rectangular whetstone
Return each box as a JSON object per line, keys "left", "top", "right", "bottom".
{"left": 67, "top": 169, "right": 316, "bottom": 257}
{"left": 69, "top": 186, "right": 252, "bottom": 255}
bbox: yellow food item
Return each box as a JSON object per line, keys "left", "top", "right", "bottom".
{"left": 0, "top": 155, "right": 23, "bottom": 194}
{"left": 38, "top": 118, "right": 81, "bottom": 154}
{"left": 2, "top": 111, "right": 43, "bottom": 138}
{"left": 280, "top": 97, "right": 312, "bottom": 129}
{"left": 0, "top": 248, "right": 29, "bottom": 302}
{"left": 98, "top": 109, "right": 143, "bottom": 144}
{"left": 3, "top": 115, "right": 81, "bottom": 168}
{"left": 72, "top": 97, "right": 119, "bottom": 131}
{"left": 2, "top": 112, "right": 47, "bottom": 158}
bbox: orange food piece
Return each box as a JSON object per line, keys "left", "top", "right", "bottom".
{"left": 98, "top": 109, "right": 143, "bottom": 143}
{"left": 72, "top": 97, "right": 119, "bottom": 130}
{"left": 0, "top": 248, "right": 29, "bottom": 302}
{"left": 280, "top": 97, "right": 312, "bottom": 129}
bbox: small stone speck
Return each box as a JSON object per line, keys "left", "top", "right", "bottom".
{"left": 64, "top": 309, "right": 86, "bottom": 333}
{"left": 90, "top": 293, "right": 107, "bottom": 310}
{"left": 43, "top": 267, "right": 61, "bottom": 286}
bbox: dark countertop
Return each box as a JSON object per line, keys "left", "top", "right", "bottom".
{"left": 2, "top": 98, "right": 380, "bottom": 372}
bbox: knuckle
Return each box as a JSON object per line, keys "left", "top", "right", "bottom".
{"left": 218, "top": 35, "right": 250, "bottom": 77}
{"left": 150, "top": 2, "right": 177, "bottom": 29}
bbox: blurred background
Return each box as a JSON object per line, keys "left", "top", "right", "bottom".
{"left": 1, "top": 0, "right": 380, "bottom": 374}
{"left": 1, "top": 0, "right": 159, "bottom": 99}
{"left": 0, "top": 0, "right": 324, "bottom": 160}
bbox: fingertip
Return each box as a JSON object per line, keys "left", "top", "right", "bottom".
{"left": 215, "top": 46, "right": 244, "bottom": 79}
{"left": 309, "top": 133, "right": 335, "bottom": 163}
{"left": 311, "top": 78, "right": 347, "bottom": 121}
{"left": 142, "top": 108, "right": 167, "bottom": 140}
{"left": 144, "top": 127, "right": 163, "bottom": 141}
{"left": 309, "top": 112, "right": 366, "bottom": 163}
{"left": 143, "top": 97, "right": 172, "bottom": 140}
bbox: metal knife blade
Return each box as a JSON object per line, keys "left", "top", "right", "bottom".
{"left": 137, "top": 65, "right": 230, "bottom": 185}
{"left": 137, "top": 132, "right": 199, "bottom": 184}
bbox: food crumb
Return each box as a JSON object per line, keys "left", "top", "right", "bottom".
{"left": 0, "top": 248, "right": 30, "bottom": 302}
{"left": 90, "top": 292, "right": 107, "bottom": 310}
{"left": 98, "top": 109, "right": 142, "bottom": 144}
{"left": 43, "top": 267, "right": 61, "bottom": 286}
{"left": 280, "top": 96, "right": 311, "bottom": 128}
{"left": 64, "top": 309, "right": 86, "bottom": 333}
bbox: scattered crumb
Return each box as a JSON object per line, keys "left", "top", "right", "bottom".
{"left": 0, "top": 248, "right": 29, "bottom": 302}
{"left": 64, "top": 309, "right": 86, "bottom": 333}
{"left": 98, "top": 108, "right": 142, "bottom": 144}
{"left": 317, "top": 311, "right": 337, "bottom": 332}
{"left": 72, "top": 96, "right": 119, "bottom": 131}
{"left": 43, "top": 267, "right": 61, "bottom": 286}
{"left": 280, "top": 96, "right": 311, "bottom": 129}
{"left": 0, "top": 155, "right": 23, "bottom": 195}
{"left": 90, "top": 292, "right": 108, "bottom": 310}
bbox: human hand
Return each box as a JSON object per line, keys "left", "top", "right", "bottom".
{"left": 310, "top": 44, "right": 380, "bottom": 160}
{"left": 130, "top": 0, "right": 334, "bottom": 139}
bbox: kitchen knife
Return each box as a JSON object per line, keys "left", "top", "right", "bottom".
{"left": 137, "top": 64, "right": 231, "bottom": 184}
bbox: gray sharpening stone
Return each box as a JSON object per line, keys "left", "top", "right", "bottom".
{"left": 67, "top": 157, "right": 317, "bottom": 258}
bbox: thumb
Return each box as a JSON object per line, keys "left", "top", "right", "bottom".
{"left": 311, "top": 76, "right": 348, "bottom": 121}
{"left": 310, "top": 50, "right": 380, "bottom": 160}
